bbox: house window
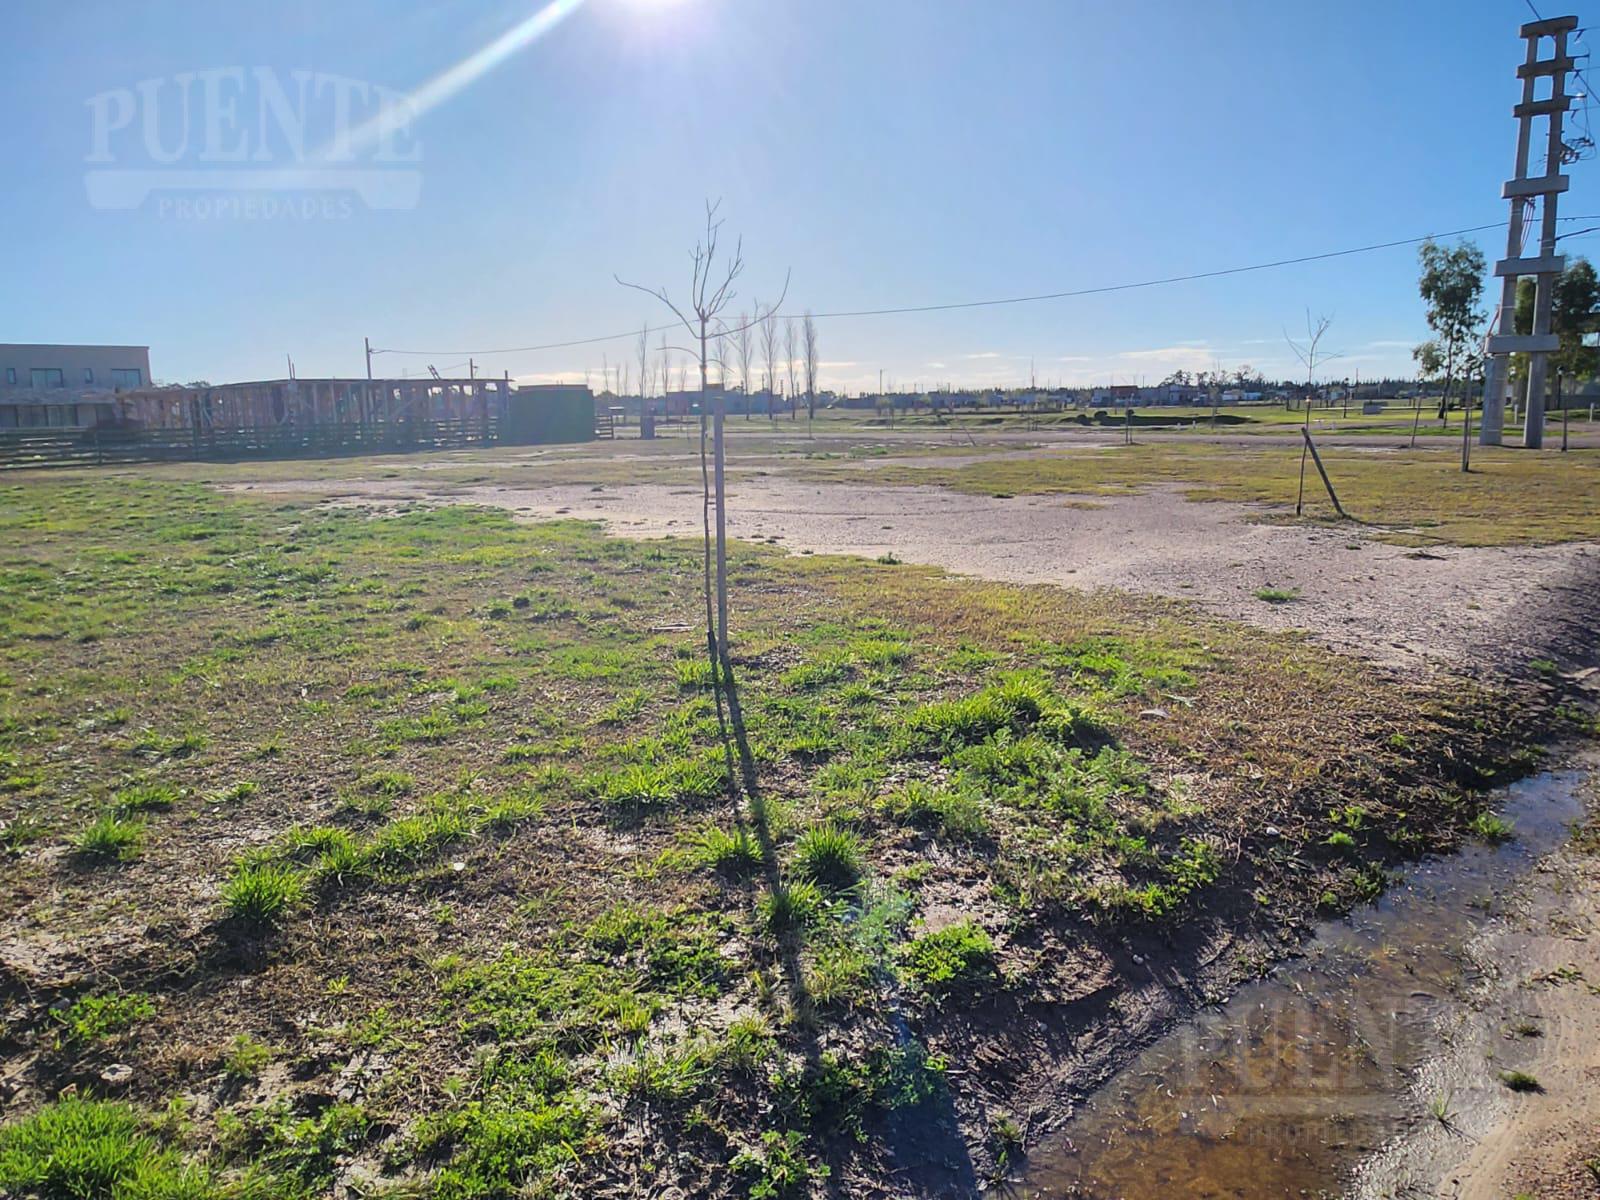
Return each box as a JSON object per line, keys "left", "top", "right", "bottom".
{"left": 84, "top": 368, "right": 95, "bottom": 384}
{"left": 30, "top": 368, "right": 65, "bottom": 389}
{"left": 4, "top": 368, "right": 14, "bottom": 385}
{"left": 111, "top": 367, "right": 142, "bottom": 388}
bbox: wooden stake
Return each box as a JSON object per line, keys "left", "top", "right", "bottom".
{"left": 1301, "top": 428, "right": 1348, "bottom": 519}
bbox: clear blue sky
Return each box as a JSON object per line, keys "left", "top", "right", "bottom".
{"left": 3, "top": 0, "right": 1596, "bottom": 392}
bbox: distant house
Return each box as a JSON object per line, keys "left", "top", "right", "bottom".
{"left": 1145, "top": 385, "right": 1200, "bottom": 405}
{"left": 1090, "top": 385, "right": 1141, "bottom": 407}
{"left": 0, "top": 343, "right": 152, "bottom": 429}
{"left": 655, "top": 390, "right": 701, "bottom": 417}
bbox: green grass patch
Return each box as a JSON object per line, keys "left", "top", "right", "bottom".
{"left": 111, "top": 782, "right": 180, "bottom": 816}
{"left": 696, "top": 824, "right": 765, "bottom": 877}
{"left": 221, "top": 862, "right": 306, "bottom": 927}
{"left": 53, "top": 990, "right": 156, "bottom": 1045}
{"left": 73, "top": 815, "right": 144, "bottom": 863}
{"left": 899, "top": 921, "right": 997, "bottom": 997}
{"left": 0, "top": 1098, "right": 236, "bottom": 1200}
{"left": 792, "top": 823, "right": 865, "bottom": 892}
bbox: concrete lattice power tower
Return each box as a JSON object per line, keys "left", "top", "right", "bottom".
{"left": 1481, "top": 14, "right": 1579, "bottom": 449}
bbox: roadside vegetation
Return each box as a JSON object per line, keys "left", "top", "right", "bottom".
{"left": 0, "top": 474, "right": 1552, "bottom": 1197}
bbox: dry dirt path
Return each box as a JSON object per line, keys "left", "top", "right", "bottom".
{"left": 232, "top": 474, "right": 1599, "bottom": 676}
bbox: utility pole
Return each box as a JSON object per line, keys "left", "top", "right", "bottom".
{"left": 1481, "top": 14, "right": 1576, "bottom": 448}
{"left": 362, "top": 336, "right": 373, "bottom": 436}
{"left": 469, "top": 358, "right": 476, "bottom": 381}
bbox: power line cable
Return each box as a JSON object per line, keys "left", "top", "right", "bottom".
{"left": 1521, "top": 0, "right": 1596, "bottom": 159}
{"left": 369, "top": 217, "right": 1600, "bottom": 360}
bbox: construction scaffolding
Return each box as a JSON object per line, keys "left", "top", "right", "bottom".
{"left": 123, "top": 376, "right": 507, "bottom": 437}
{"left": 0, "top": 377, "right": 600, "bottom": 470}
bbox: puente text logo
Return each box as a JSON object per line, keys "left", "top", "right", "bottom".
{"left": 84, "top": 68, "right": 423, "bottom": 217}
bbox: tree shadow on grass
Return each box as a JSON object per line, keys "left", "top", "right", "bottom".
{"left": 711, "top": 644, "right": 811, "bottom": 1024}
{"left": 713, "top": 646, "right": 982, "bottom": 1197}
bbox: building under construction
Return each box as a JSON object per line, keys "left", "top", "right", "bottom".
{"left": 0, "top": 373, "right": 596, "bottom": 469}
{"left": 116, "top": 375, "right": 511, "bottom": 436}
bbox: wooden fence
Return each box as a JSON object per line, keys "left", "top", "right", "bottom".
{"left": 0, "top": 417, "right": 502, "bottom": 471}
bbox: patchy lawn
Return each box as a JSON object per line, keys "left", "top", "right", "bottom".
{"left": 0, "top": 475, "right": 1547, "bottom": 1198}
{"left": 796, "top": 441, "right": 1600, "bottom": 547}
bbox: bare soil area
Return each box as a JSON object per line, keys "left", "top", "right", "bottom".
{"left": 233, "top": 474, "right": 1600, "bottom": 677}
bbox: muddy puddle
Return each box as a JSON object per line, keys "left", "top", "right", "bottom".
{"left": 1019, "top": 766, "right": 1590, "bottom": 1199}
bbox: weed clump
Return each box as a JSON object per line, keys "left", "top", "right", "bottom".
{"left": 222, "top": 862, "right": 305, "bottom": 928}
{"left": 879, "top": 780, "right": 987, "bottom": 840}
{"left": 73, "top": 815, "right": 144, "bottom": 863}
{"left": 1469, "top": 810, "right": 1515, "bottom": 844}
{"left": 356, "top": 770, "right": 414, "bottom": 798}
{"left": 792, "top": 823, "right": 863, "bottom": 892}
{"left": 126, "top": 728, "right": 206, "bottom": 760}
{"left": 365, "top": 806, "right": 472, "bottom": 868}
{"left": 213, "top": 780, "right": 259, "bottom": 804}
{"left": 411, "top": 1082, "right": 596, "bottom": 1200}
{"left": 594, "top": 754, "right": 726, "bottom": 815}
{"left": 482, "top": 790, "right": 544, "bottom": 833}
{"left": 897, "top": 675, "right": 1100, "bottom": 756}
{"left": 900, "top": 921, "right": 996, "bottom": 997}
{"left": 673, "top": 657, "right": 723, "bottom": 691}
{"left": 989, "top": 1111, "right": 1025, "bottom": 1176}
{"left": 807, "top": 941, "right": 874, "bottom": 1009}
{"left": 223, "top": 1034, "right": 274, "bottom": 1079}
{"left": 731, "top": 1129, "right": 826, "bottom": 1199}
{"left": 1083, "top": 838, "right": 1222, "bottom": 923}
{"left": 0, "top": 1097, "right": 226, "bottom": 1200}
{"left": 585, "top": 905, "right": 728, "bottom": 996}
{"left": 760, "top": 880, "right": 826, "bottom": 937}
{"left": 53, "top": 990, "right": 156, "bottom": 1045}
{"left": 697, "top": 825, "right": 764, "bottom": 877}
{"left": 111, "top": 782, "right": 179, "bottom": 816}
{"left": 0, "top": 815, "right": 46, "bottom": 857}
{"left": 608, "top": 1039, "right": 714, "bottom": 1108}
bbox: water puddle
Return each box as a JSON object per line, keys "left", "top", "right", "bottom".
{"left": 1019, "top": 767, "right": 1590, "bottom": 1199}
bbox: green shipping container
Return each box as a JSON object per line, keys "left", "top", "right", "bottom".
{"left": 504, "top": 386, "right": 596, "bottom": 445}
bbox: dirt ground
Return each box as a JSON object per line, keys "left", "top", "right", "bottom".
{"left": 233, "top": 473, "right": 1600, "bottom": 677}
